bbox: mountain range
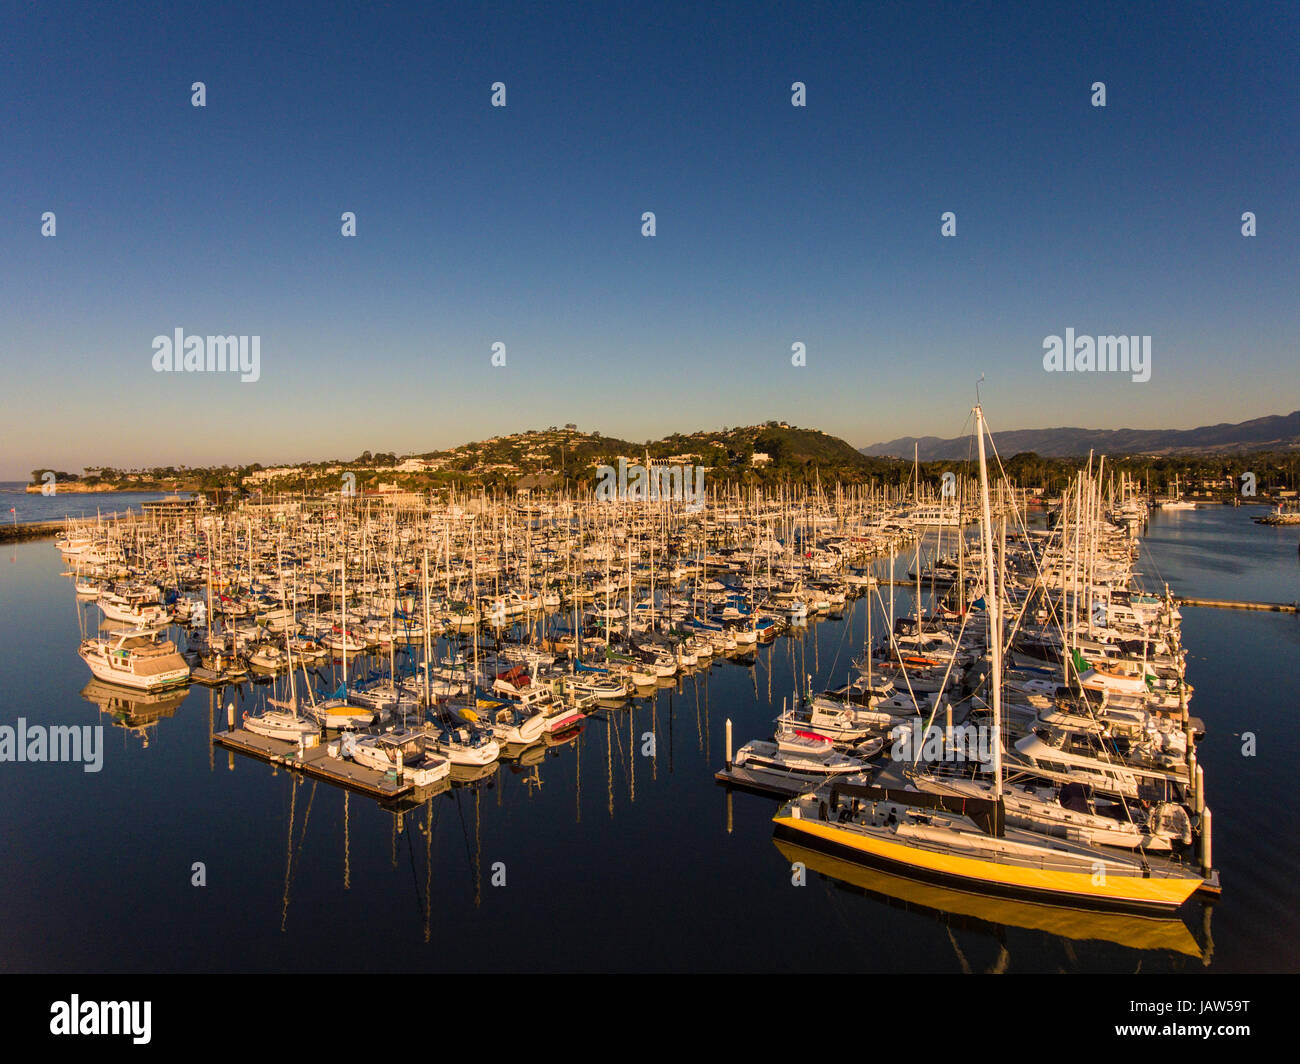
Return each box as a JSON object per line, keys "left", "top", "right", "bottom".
{"left": 860, "top": 411, "right": 1300, "bottom": 461}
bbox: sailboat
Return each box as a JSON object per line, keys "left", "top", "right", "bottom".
{"left": 772, "top": 403, "right": 1205, "bottom": 913}
{"left": 308, "top": 548, "right": 374, "bottom": 729}
{"left": 1158, "top": 475, "right": 1196, "bottom": 510}
{"left": 244, "top": 549, "right": 320, "bottom": 743}
{"left": 772, "top": 839, "right": 1203, "bottom": 958}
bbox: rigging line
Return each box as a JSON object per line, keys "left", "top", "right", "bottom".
{"left": 984, "top": 447, "right": 1155, "bottom": 836}
{"left": 820, "top": 581, "right": 857, "bottom": 690}
{"left": 982, "top": 426, "right": 1075, "bottom": 689}
{"left": 915, "top": 600, "right": 975, "bottom": 757}
{"left": 865, "top": 575, "right": 924, "bottom": 714}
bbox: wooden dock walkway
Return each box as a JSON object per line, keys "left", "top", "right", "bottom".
{"left": 213, "top": 727, "right": 417, "bottom": 801}
{"left": 714, "top": 765, "right": 809, "bottom": 798}
{"left": 1177, "top": 597, "right": 1297, "bottom": 613}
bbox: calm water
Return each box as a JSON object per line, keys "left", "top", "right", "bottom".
{"left": 0, "top": 506, "right": 1296, "bottom": 972}
{"left": 0, "top": 483, "right": 182, "bottom": 524}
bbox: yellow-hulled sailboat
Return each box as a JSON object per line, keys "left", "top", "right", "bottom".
{"left": 773, "top": 840, "right": 1203, "bottom": 956}
{"left": 773, "top": 403, "right": 1204, "bottom": 915}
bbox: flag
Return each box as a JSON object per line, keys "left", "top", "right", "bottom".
{"left": 970, "top": 596, "right": 987, "bottom": 610}
{"left": 1071, "top": 647, "right": 1090, "bottom": 675}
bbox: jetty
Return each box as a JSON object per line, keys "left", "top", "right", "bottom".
{"left": 0, "top": 519, "right": 65, "bottom": 543}
{"left": 2, "top": 511, "right": 141, "bottom": 544}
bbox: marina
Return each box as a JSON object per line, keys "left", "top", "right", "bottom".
{"left": 3, "top": 416, "right": 1295, "bottom": 972}
{"left": 3, "top": 2, "right": 1296, "bottom": 1016}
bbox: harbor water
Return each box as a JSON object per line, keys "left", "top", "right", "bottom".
{"left": 0, "top": 504, "right": 1295, "bottom": 972}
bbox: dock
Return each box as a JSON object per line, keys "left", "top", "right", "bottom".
{"left": 714, "top": 764, "right": 810, "bottom": 798}
{"left": 1177, "top": 597, "right": 1297, "bottom": 613}
{"left": 213, "top": 727, "right": 417, "bottom": 801}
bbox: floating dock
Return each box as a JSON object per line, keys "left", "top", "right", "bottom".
{"left": 1178, "top": 597, "right": 1297, "bottom": 613}
{"left": 713, "top": 764, "right": 811, "bottom": 798}
{"left": 213, "top": 727, "right": 416, "bottom": 801}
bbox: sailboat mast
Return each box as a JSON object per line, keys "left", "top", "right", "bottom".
{"left": 974, "top": 404, "right": 1003, "bottom": 799}
{"left": 340, "top": 520, "right": 347, "bottom": 694}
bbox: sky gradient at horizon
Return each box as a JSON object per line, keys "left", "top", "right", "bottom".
{"left": 2, "top": 2, "right": 1297, "bottom": 478}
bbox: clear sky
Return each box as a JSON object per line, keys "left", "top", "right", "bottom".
{"left": 2, "top": 1, "right": 1296, "bottom": 478}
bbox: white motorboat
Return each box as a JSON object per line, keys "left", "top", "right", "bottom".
{"left": 78, "top": 629, "right": 191, "bottom": 692}
{"left": 424, "top": 720, "right": 501, "bottom": 766}
{"left": 734, "top": 728, "right": 877, "bottom": 787}
{"left": 336, "top": 728, "right": 450, "bottom": 787}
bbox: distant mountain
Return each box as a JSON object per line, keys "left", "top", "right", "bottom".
{"left": 860, "top": 411, "right": 1300, "bottom": 461}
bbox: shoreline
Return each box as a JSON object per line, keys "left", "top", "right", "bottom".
{"left": 17, "top": 485, "right": 186, "bottom": 495}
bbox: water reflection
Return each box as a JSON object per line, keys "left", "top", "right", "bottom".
{"left": 773, "top": 839, "right": 1210, "bottom": 965}
{"left": 80, "top": 679, "right": 186, "bottom": 748}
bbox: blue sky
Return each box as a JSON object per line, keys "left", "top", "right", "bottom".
{"left": 2, "top": 1, "right": 1296, "bottom": 477}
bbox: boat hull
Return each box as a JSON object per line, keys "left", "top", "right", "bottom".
{"left": 773, "top": 815, "right": 1201, "bottom": 914}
